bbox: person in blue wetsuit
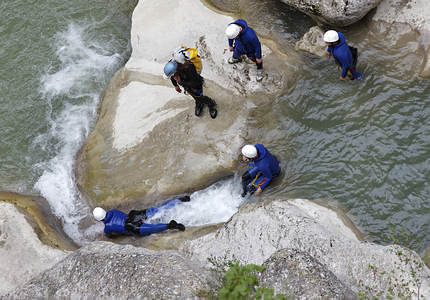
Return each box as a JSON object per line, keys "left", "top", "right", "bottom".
{"left": 324, "top": 30, "right": 362, "bottom": 80}
{"left": 92, "top": 196, "right": 190, "bottom": 237}
{"left": 240, "top": 144, "right": 280, "bottom": 197}
{"left": 225, "top": 19, "right": 264, "bottom": 81}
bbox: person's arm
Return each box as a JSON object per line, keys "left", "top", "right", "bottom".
{"left": 228, "top": 38, "right": 234, "bottom": 48}
{"left": 170, "top": 76, "right": 182, "bottom": 92}
{"left": 326, "top": 46, "right": 333, "bottom": 58}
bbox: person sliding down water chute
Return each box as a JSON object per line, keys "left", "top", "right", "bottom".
{"left": 225, "top": 19, "right": 264, "bottom": 82}
{"left": 240, "top": 144, "right": 280, "bottom": 197}
{"left": 324, "top": 30, "right": 362, "bottom": 81}
{"left": 92, "top": 196, "right": 190, "bottom": 237}
{"left": 163, "top": 60, "right": 217, "bottom": 119}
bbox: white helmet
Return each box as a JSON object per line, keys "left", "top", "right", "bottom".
{"left": 323, "top": 30, "right": 339, "bottom": 43}
{"left": 93, "top": 207, "right": 106, "bottom": 221}
{"left": 172, "top": 46, "right": 189, "bottom": 64}
{"left": 226, "top": 24, "right": 241, "bottom": 39}
{"left": 242, "top": 145, "right": 257, "bottom": 158}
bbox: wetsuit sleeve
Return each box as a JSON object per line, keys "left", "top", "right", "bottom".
{"left": 228, "top": 38, "right": 234, "bottom": 47}
{"left": 170, "top": 76, "right": 178, "bottom": 87}
{"left": 139, "top": 223, "right": 168, "bottom": 236}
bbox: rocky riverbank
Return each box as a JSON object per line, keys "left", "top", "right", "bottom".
{"left": 3, "top": 0, "right": 430, "bottom": 298}
{"left": 4, "top": 199, "right": 430, "bottom": 298}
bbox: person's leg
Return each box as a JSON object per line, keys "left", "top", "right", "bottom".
{"left": 188, "top": 89, "right": 204, "bottom": 117}
{"left": 241, "top": 171, "right": 252, "bottom": 197}
{"left": 246, "top": 54, "right": 264, "bottom": 81}
{"left": 145, "top": 199, "right": 181, "bottom": 218}
{"left": 200, "top": 95, "right": 217, "bottom": 119}
{"left": 139, "top": 223, "right": 169, "bottom": 236}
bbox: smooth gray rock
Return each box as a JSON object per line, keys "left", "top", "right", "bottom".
{"left": 6, "top": 241, "right": 211, "bottom": 299}
{"left": 183, "top": 199, "right": 430, "bottom": 297}
{"left": 260, "top": 249, "right": 356, "bottom": 299}
{"left": 280, "top": 0, "right": 382, "bottom": 26}
{"left": 0, "top": 202, "right": 66, "bottom": 295}
{"left": 295, "top": 26, "right": 327, "bottom": 57}
{"left": 372, "top": 0, "right": 430, "bottom": 78}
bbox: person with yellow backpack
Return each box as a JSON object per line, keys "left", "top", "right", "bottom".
{"left": 172, "top": 46, "right": 202, "bottom": 74}
{"left": 164, "top": 46, "right": 217, "bottom": 119}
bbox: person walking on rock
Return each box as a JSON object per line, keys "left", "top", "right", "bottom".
{"left": 324, "top": 30, "right": 362, "bottom": 80}
{"left": 240, "top": 144, "right": 280, "bottom": 197}
{"left": 93, "top": 196, "right": 190, "bottom": 237}
{"left": 225, "top": 19, "right": 264, "bottom": 81}
{"left": 163, "top": 60, "right": 217, "bottom": 119}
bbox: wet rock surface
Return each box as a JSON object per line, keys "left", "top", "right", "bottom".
{"left": 77, "top": 0, "right": 292, "bottom": 208}
{"left": 279, "top": 0, "right": 382, "bottom": 26}
{"left": 0, "top": 202, "right": 67, "bottom": 295}
{"left": 183, "top": 199, "right": 430, "bottom": 297}
{"left": 260, "top": 249, "right": 356, "bottom": 299}
{"left": 295, "top": 26, "right": 327, "bottom": 57}
{"left": 372, "top": 0, "right": 430, "bottom": 78}
{"left": 6, "top": 241, "right": 212, "bottom": 299}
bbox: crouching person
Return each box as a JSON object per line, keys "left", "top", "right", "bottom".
{"left": 93, "top": 196, "right": 190, "bottom": 237}
{"left": 241, "top": 144, "right": 280, "bottom": 197}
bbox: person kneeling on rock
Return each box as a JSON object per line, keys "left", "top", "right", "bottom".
{"left": 92, "top": 196, "right": 190, "bottom": 237}
{"left": 225, "top": 19, "right": 264, "bottom": 81}
{"left": 240, "top": 144, "right": 280, "bottom": 197}
{"left": 163, "top": 60, "right": 217, "bottom": 119}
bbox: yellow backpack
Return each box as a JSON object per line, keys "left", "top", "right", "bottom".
{"left": 174, "top": 46, "right": 202, "bottom": 73}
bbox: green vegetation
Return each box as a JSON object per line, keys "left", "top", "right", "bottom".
{"left": 197, "top": 256, "right": 287, "bottom": 300}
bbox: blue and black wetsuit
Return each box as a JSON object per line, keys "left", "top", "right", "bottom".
{"left": 242, "top": 144, "right": 280, "bottom": 196}
{"left": 103, "top": 198, "right": 186, "bottom": 236}
{"left": 327, "top": 32, "right": 362, "bottom": 80}
{"left": 228, "top": 19, "right": 263, "bottom": 70}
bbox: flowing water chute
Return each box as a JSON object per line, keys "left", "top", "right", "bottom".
{"left": 34, "top": 23, "right": 123, "bottom": 243}
{"left": 147, "top": 176, "right": 246, "bottom": 227}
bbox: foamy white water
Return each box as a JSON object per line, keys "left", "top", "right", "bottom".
{"left": 147, "top": 177, "right": 246, "bottom": 226}
{"left": 34, "top": 23, "right": 122, "bottom": 243}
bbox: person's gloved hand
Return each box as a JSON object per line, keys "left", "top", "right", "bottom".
{"left": 179, "top": 195, "right": 190, "bottom": 202}
{"left": 248, "top": 185, "right": 257, "bottom": 195}
{"left": 168, "top": 220, "right": 186, "bottom": 231}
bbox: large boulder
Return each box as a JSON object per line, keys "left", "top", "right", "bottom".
{"left": 0, "top": 201, "right": 67, "bottom": 295}
{"left": 279, "top": 0, "right": 382, "bottom": 26}
{"left": 295, "top": 26, "right": 327, "bottom": 57}
{"left": 260, "top": 249, "right": 356, "bottom": 299}
{"left": 183, "top": 199, "right": 430, "bottom": 297}
{"left": 372, "top": 0, "right": 430, "bottom": 78}
{"left": 77, "top": 0, "right": 290, "bottom": 207}
{"left": 6, "top": 241, "right": 212, "bottom": 299}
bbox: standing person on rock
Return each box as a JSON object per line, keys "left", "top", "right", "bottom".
{"left": 225, "top": 19, "right": 264, "bottom": 82}
{"left": 163, "top": 60, "right": 217, "bottom": 119}
{"left": 324, "top": 30, "right": 362, "bottom": 80}
{"left": 240, "top": 144, "right": 280, "bottom": 197}
{"left": 93, "top": 196, "right": 190, "bottom": 237}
